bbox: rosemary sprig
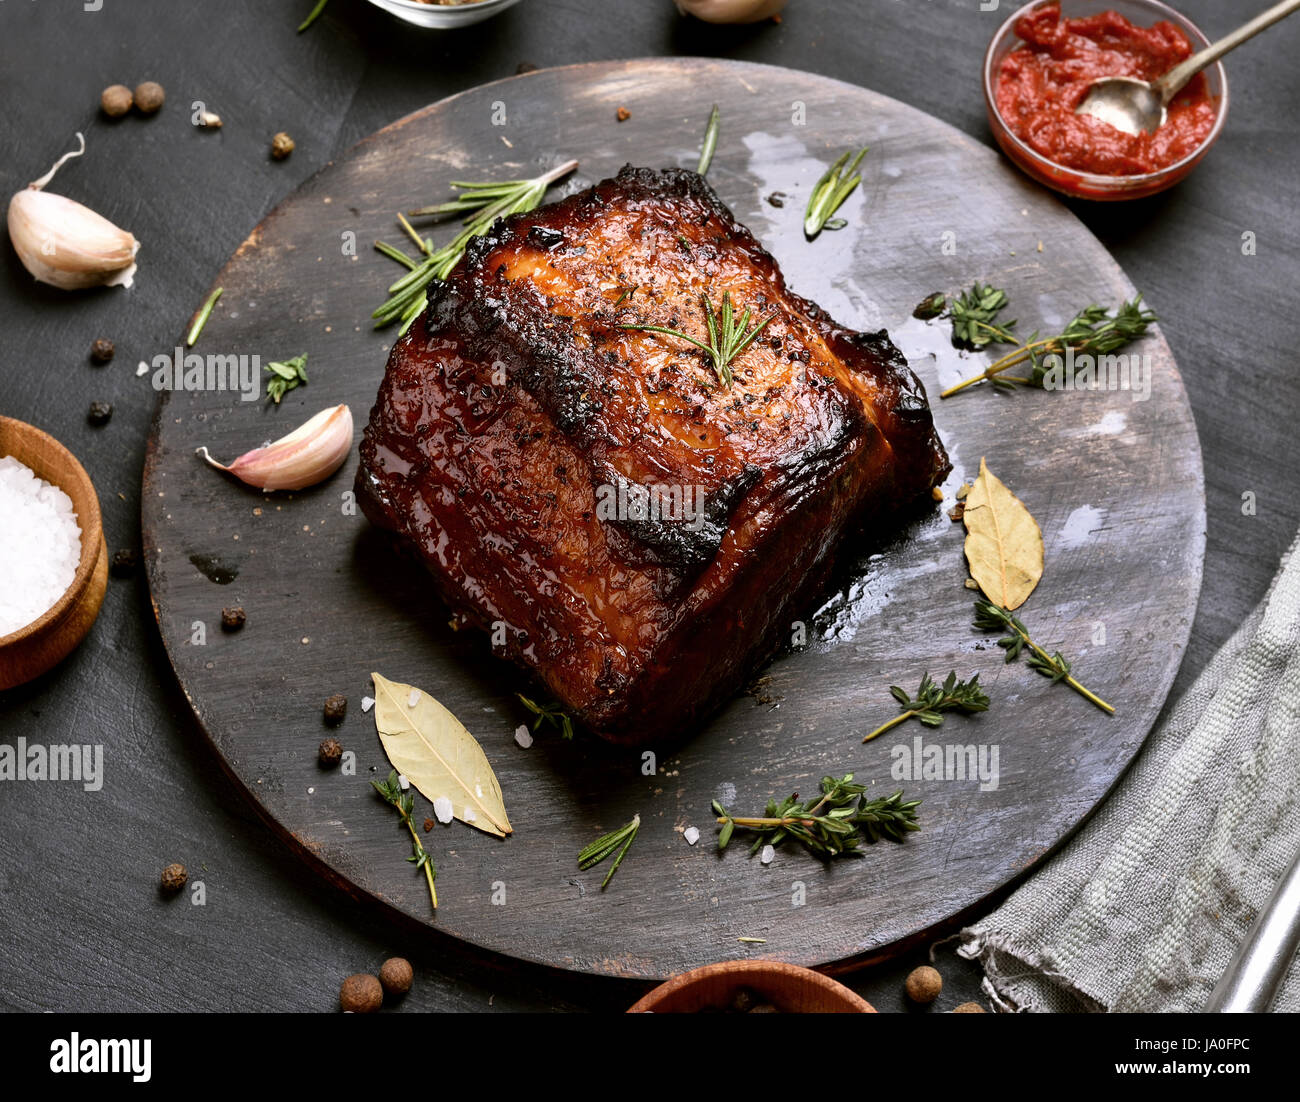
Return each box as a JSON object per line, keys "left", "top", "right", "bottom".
{"left": 714, "top": 775, "right": 920, "bottom": 860}
{"left": 941, "top": 296, "right": 1156, "bottom": 398}
{"left": 371, "top": 770, "right": 438, "bottom": 910}
{"left": 186, "top": 287, "right": 223, "bottom": 348}
{"left": 297, "top": 0, "right": 330, "bottom": 32}
{"left": 621, "top": 291, "right": 774, "bottom": 387}
{"left": 578, "top": 814, "right": 640, "bottom": 890}
{"left": 973, "top": 600, "right": 1114, "bottom": 714}
{"left": 697, "top": 104, "right": 721, "bottom": 176}
{"left": 264, "top": 353, "right": 308, "bottom": 404}
{"left": 803, "top": 147, "right": 868, "bottom": 239}
{"left": 862, "top": 671, "right": 989, "bottom": 743}
{"left": 517, "top": 694, "right": 575, "bottom": 740}
{"left": 373, "top": 159, "right": 579, "bottom": 335}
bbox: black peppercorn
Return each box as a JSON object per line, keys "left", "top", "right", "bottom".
{"left": 87, "top": 401, "right": 113, "bottom": 426}
{"left": 90, "top": 338, "right": 115, "bottom": 364}
{"left": 110, "top": 548, "right": 138, "bottom": 577}
{"left": 160, "top": 863, "right": 187, "bottom": 893}
{"left": 322, "top": 693, "right": 347, "bottom": 726}
{"left": 220, "top": 606, "right": 246, "bottom": 631}
{"left": 379, "top": 957, "right": 413, "bottom": 997}
{"left": 318, "top": 738, "right": 343, "bottom": 767}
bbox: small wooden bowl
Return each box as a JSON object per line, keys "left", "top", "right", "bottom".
{"left": 0, "top": 416, "right": 107, "bottom": 689}
{"left": 628, "top": 961, "right": 875, "bottom": 1014}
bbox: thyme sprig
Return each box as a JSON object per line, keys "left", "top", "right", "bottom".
{"left": 621, "top": 291, "right": 774, "bottom": 387}
{"left": 862, "top": 671, "right": 990, "bottom": 743}
{"left": 517, "top": 694, "right": 575, "bottom": 740}
{"left": 373, "top": 159, "right": 579, "bottom": 335}
{"left": 949, "top": 282, "right": 1019, "bottom": 349}
{"left": 264, "top": 353, "right": 308, "bottom": 404}
{"left": 714, "top": 775, "right": 920, "bottom": 860}
{"left": 372, "top": 770, "right": 437, "bottom": 910}
{"left": 941, "top": 295, "right": 1157, "bottom": 398}
{"left": 578, "top": 814, "right": 640, "bottom": 890}
{"left": 804, "top": 147, "right": 868, "bottom": 239}
{"left": 697, "top": 104, "right": 721, "bottom": 176}
{"left": 973, "top": 600, "right": 1115, "bottom": 714}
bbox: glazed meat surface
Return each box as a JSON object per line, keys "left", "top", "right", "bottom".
{"left": 357, "top": 166, "right": 949, "bottom": 743}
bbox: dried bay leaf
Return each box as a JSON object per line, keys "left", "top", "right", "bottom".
{"left": 962, "top": 457, "right": 1043, "bottom": 611}
{"left": 370, "top": 673, "right": 512, "bottom": 838}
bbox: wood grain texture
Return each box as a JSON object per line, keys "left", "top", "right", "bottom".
{"left": 139, "top": 58, "right": 1204, "bottom": 980}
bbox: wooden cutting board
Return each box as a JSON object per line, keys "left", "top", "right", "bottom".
{"left": 141, "top": 58, "right": 1204, "bottom": 981}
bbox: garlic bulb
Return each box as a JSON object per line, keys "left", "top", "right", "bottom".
{"left": 198, "top": 405, "right": 354, "bottom": 492}
{"left": 7, "top": 133, "right": 140, "bottom": 290}
{"left": 675, "top": 0, "right": 788, "bottom": 23}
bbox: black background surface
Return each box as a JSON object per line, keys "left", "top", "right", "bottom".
{"left": 1, "top": 0, "right": 1296, "bottom": 1013}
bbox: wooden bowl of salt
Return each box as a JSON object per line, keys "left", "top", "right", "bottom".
{"left": 0, "top": 416, "right": 107, "bottom": 689}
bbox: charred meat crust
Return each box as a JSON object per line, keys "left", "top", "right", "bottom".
{"left": 357, "top": 165, "right": 949, "bottom": 743}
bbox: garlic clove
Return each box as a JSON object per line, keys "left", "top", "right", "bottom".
{"left": 8, "top": 188, "right": 140, "bottom": 290}
{"left": 7, "top": 133, "right": 141, "bottom": 291}
{"left": 674, "top": 0, "right": 788, "bottom": 23}
{"left": 197, "top": 404, "right": 354, "bottom": 492}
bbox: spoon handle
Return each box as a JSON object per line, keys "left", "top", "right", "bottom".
{"left": 1156, "top": 0, "right": 1300, "bottom": 104}
{"left": 1204, "top": 846, "right": 1300, "bottom": 1012}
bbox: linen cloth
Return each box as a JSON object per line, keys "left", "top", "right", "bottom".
{"left": 958, "top": 534, "right": 1300, "bottom": 1012}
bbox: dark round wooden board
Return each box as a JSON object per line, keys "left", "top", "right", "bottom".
{"left": 142, "top": 58, "right": 1204, "bottom": 981}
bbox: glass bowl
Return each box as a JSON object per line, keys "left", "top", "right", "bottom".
{"left": 365, "top": 0, "right": 525, "bottom": 29}
{"left": 983, "top": 0, "right": 1228, "bottom": 201}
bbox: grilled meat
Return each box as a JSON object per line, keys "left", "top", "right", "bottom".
{"left": 357, "top": 166, "right": 949, "bottom": 743}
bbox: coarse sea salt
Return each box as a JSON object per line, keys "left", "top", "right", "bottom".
{"left": 432, "top": 795, "right": 454, "bottom": 824}
{"left": 0, "top": 456, "right": 82, "bottom": 636}
{"left": 684, "top": 826, "right": 700, "bottom": 846}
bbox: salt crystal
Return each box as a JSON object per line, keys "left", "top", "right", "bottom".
{"left": 760, "top": 844, "right": 775, "bottom": 865}
{"left": 433, "top": 796, "right": 453, "bottom": 823}
{"left": 684, "top": 826, "right": 700, "bottom": 846}
{"left": 136, "top": 361, "right": 149, "bottom": 377}
{"left": 407, "top": 688, "right": 420, "bottom": 707}
{"left": 361, "top": 696, "right": 374, "bottom": 712}
{"left": 398, "top": 774, "right": 410, "bottom": 790}
{"left": 0, "top": 456, "right": 82, "bottom": 636}
{"left": 514, "top": 725, "right": 533, "bottom": 749}
{"left": 463, "top": 807, "right": 476, "bottom": 823}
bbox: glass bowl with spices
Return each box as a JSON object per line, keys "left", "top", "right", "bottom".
{"left": 983, "top": 0, "right": 1228, "bottom": 201}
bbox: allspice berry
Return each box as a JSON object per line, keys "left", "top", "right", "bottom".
{"left": 323, "top": 693, "right": 347, "bottom": 726}
{"left": 270, "top": 132, "right": 295, "bottom": 160}
{"left": 318, "top": 738, "right": 343, "bottom": 768}
{"left": 339, "top": 973, "right": 383, "bottom": 1014}
{"left": 905, "top": 964, "right": 943, "bottom": 1004}
{"left": 953, "top": 1001, "right": 987, "bottom": 1013}
{"left": 90, "top": 338, "right": 115, "bottom": 364}
{"left": 379, "top": 957, "right": 413, "bottom": 998}
{"left": 135, "top": 81, "right": 166, "bottom": 115}
{"left": 101, "top": 85, "right": 133, "bottom": 117}
{"left": 160, "top": 863, "right": 188, "bottom": 893}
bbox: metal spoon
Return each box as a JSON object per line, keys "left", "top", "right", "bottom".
{"left": 1204, "top": 846, "right": 1300, "bottom": 1012}
{"left": 1076, "top": 0, "right": 1300, "bottom": 136}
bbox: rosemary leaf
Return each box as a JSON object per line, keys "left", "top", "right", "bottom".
{"left": 697, "top": 104, "right": 721, "bottom": 176}
{"left": 804, "top": 147, "right": 868, "bottom": 239}
{"left": 578, "top": 814, "right": 640, "bottom": 890}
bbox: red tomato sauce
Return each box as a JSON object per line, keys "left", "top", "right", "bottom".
{"left": 995, "top": 3, "right": 1217, "bottom": 176}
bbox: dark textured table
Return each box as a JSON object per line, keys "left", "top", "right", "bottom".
{"left": 1, "top": 0, "right": 1296, "bottom": 1014}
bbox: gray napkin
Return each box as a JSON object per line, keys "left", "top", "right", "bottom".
{"left": 958, "top": 534, "right": 1300, "bottom": 1012}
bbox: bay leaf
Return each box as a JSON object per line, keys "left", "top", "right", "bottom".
{"left": 370, "top": 673, "right": 512, "bottom": 838}
{"left": 962, "top": 457, "right": 1044, "bottom": 611}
